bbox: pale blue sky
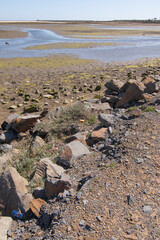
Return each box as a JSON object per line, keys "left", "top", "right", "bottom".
{"left": 1, "top": 0, "right": 160, "bottom": 21}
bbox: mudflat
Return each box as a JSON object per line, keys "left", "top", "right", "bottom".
{"left": 1, "top": 21, "right": 160, "bottom": 39}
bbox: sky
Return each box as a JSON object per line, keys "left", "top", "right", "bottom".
{"left": 1, "top": 0, "right": 160, "bottom": 21}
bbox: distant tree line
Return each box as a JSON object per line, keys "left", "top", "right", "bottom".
{"left": 114, "top": 19, "right": 160, "bottom": 23}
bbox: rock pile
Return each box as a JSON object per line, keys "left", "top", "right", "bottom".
{"left": 0, "top": 73, "right": 159, "bottom": 239}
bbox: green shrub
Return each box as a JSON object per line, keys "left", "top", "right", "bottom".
{"left": 144, "top": 106, "right": 155, "bottom": 112}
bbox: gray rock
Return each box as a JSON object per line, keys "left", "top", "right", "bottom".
{"left": 135, "top": 158, "right": 144, "bottom": 164}
{"left": 58, "top": 141, "right": 90, "bottom": 168}
{"left": 155, "top": 81, "right": 160, "bottom": 91}
{"left": 127, "top": 194, "right": 135, "bottom": 205}
{"left": 143, "top": 205, "right": 153, "bottom": 213}
{"left": 98, "top": 113, "right": 114, "bottom": 127}
{"left": 0, "top": 130, "right": 17, "bottom": 144}
{"left": 76, "top": 192, "right": 82, "bottom": 200}
{"left": 67, "top": 141, "right": 90, "bottom": 158}
{"left": 0, "top": 217, "right": 13, "bottom": 240}
{"left": 30, "top": 136, "right": 45, "bottom": 154}
{"left": 33, "top": 158, "right": 65, "bottom": 180}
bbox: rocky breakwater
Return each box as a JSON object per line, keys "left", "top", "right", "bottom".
{"left": 0, "top": 73, "right": 159, "bottom": 239}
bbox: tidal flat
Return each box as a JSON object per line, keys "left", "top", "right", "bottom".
{"left": 1, "top": 21, "right": 160, "bottom": 61}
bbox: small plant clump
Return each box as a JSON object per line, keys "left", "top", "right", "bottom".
{"left": 11, "top": 143, "right": 53, "bottom": 180}
{"left": 128, "top": 106, "right": 137, "bottom": 111}
{"left": 24, "top": 103, "right": 41, "bottom": 113}
{"left": 144, "top": 106, "right": 155, "bottom": 112}
{"left": 34, "top": 103, "right": 96, "bottom": 138}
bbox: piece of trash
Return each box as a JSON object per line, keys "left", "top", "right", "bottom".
{"left": 12, "top": 210, "right": 23, "bottom": 219}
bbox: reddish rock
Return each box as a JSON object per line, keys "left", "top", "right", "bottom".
{"left": 29, "top": 198, "right": 46, "bottom": 218}
{"left": 129, "top": 109, "right": 142, "bottom": 118}
{"left": 87, "top": 128, "right": 107, "bottom": 145}
{"left": 142, "top": 93, "right": 153, "bottom": 102}
{"left": 45, "top": 177, "right": 71, "bottom": 198}
{"left": 115, "top": 82, "right": 145, "bottom": 108}
{"left": 91, "top": 128, "right": 107, "bottom": 139}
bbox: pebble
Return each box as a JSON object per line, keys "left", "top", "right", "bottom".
{"left": 82, "top": 200, "right": 88, "bottom": 205}
{"left": 108, "top": 126, "right": 113, "bottom": 134}
{"left": 135, "top": 158, "right": 144, "bottom": 164}
{"left": 143, "top": 205, "right": 153, "bottom": 213}
{"left": 60, "top": 219, "right": 66, "bottom": 225}
{"left": 76, "top": 192, "right": 82, "bottom": 200}
{"left": 63, "top": 190, "right": 69, "bottom": 198}
{"left": 127, "top": 194, "right": 135, "bottom": 205}
{"left": 79, "top": 220, "right": 85, "bottom": 226}
{"left": 96, "top": 216, "right": 102, "bottom": 222}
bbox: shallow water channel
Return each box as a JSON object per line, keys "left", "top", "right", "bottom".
{"left": 1, "top": 26, "right": 160, "bottom": 63}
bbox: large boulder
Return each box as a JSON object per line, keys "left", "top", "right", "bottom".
{"left": 0, "top": 167, "right": 33, "bottom": 216}
{"left": 115, "top": 82, "right": 145, "bottom": 108}
{"left": 57, "top": 141, "right": 90, "bottom": 168}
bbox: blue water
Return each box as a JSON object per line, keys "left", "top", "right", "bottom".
{"left": 1, "top": 26, "right": 160, "bottom": 63}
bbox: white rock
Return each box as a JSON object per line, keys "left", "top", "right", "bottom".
{"left": 0, "top": 216, "right": 13, "bottom": 240}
